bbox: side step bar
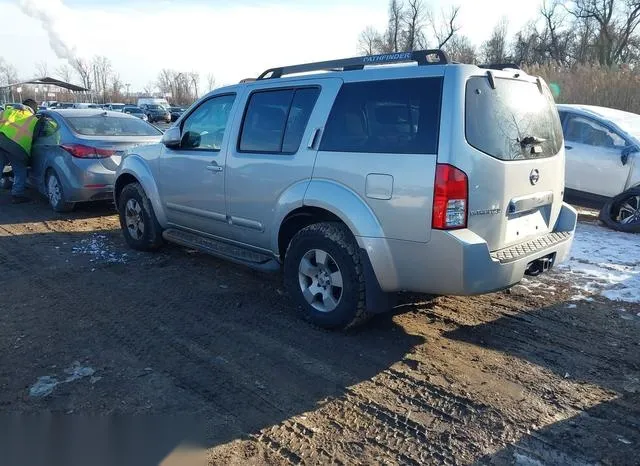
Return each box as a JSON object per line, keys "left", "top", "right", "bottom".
{"left": 162, "top": 228, "right": 280, "bottom": 273}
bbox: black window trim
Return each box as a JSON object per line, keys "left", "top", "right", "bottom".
{"left": 176, "top": 92, "right": 237, "bottom": 153}
{"left": 237, "top": 85, "right": 321, "bottom": 156}
{"left": 563, "top": 111, "right": 630, "bottom": 148}
{"left": 318, "top": 76, "right": 444, "bottom": 155}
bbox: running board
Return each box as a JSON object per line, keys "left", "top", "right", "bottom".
{"left": 162, "top": 228, "right": 280, "bottom": 272}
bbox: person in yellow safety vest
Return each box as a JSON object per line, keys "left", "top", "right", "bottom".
{"left": 0, "top": 99, "right": 39, "bottom": 203}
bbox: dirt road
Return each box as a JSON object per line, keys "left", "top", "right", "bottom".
{"left": 1, "top": 191, "right": 639, "bottom": 465}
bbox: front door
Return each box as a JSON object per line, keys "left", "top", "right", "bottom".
{"left": 563, "top": 113, "right": 631, "bottom": 198}
{"left": 157, "top": 93, "right": 236, "bottom": 236}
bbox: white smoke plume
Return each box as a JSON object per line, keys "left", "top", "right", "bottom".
{"left": 18, "top": 0, "right": 77, "bottom": 64}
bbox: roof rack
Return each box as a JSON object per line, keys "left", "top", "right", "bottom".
{"left": 257, "top": 49, "right": 450, "bottom": 80}
{"left": 478, "top": 63, "right": 521, "bottom": 71}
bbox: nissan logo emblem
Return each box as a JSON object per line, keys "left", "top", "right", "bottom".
{"left": 529, "top": 169, "right": 540, "bottom": 185}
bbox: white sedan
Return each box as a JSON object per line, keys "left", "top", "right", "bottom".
{"left": 557, "top": 104, "right": 640, "bottom": 232}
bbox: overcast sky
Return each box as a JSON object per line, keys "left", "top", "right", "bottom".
{"left": 0, "top": 0, "right": 543, "bottom": 91}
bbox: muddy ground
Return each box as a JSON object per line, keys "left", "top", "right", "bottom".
{"left": 0, "top": 190, "right": 639, "bottom": 466}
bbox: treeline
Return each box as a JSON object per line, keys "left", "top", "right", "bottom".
{"left": 0, "top": 55, "right": 215, "bottom": 106}
{"left": 359, "top": 0, "right": 640, "bottom": 112}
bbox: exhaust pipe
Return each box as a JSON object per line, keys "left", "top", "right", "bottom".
{"left": 525, "top": 254, "right": 555, "bottom": 277}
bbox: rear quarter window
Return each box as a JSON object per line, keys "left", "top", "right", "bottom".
{"left": 319, "top": 77, "right": 443, "bottom": 154}
{"left": 465, "top": 76, "right": 563, "bottom": 160}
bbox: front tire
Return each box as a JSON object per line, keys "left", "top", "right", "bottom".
{"left": 118, "top": 182, "right": 164, "bottom": 251}
{"left": 599, "top": 187, "right": 640, "bottom": 233}
{"left": 284, "top": 222, "right": 368, "bottom": 330}
{"left": 46, "top": 170, "right": 75, "bottom": 212}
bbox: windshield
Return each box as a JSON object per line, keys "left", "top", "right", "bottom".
{"left": 466, "top": 76, "right": 563, "bottom": 160}
{"left": 111, "top": 104, "right": 125, "bottom": 110}
{"left": 66, "top": 115, "right": 162, "bottom": 136}
{"left": 148, "top": 105, "right": 162, "bottom": 110}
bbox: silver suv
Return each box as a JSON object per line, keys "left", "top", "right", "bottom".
{"left": 114, "top": 50, "right": 577, "bottom": 329}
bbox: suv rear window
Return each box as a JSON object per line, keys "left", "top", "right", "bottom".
{"left": 465, "top": 76, "right": 563, "bottom": 160}
{"left": 320, "top": 77, "right": 443, "bottom": 154}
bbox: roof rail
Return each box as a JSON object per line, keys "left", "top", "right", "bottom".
{"left": 478, "top": 63, "right": 521, "bottom": 71}
{"left": 257, "top": 49, "right": 449, "bottom": 80}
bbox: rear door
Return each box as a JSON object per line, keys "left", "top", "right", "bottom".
{"left": 224, "top": 79, "right": 340, "bottom": 249}
{"left": 450, "top": 69, "right": 566, "bottom": 251}
{"left": 562, "top": 112, "right": 631, "bottom": 197}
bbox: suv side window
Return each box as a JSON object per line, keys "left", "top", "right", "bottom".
{"left": 239, "top": 87, "right": 320, "bottom": 154}
{"left": 564, "top": 115, "right": 626, "bottom": 149}
{"left": 180, "top": 94, "right": 236, "bottom": 151}
{"left": 319, "top": 77, "right": 443, "bottom": 154}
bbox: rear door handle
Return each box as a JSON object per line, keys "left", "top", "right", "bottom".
{"left": 565, "top": 145, "right": 573, "bottom": 150}
{"left": 206, "top": 164, "right": 223, "bottom": 172}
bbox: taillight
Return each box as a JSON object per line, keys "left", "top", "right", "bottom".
{"left": 61, "top": 144, "right": 115, "bottom": 159}
{"left": 432, "top": 164, "right": 468, "bottom": 230}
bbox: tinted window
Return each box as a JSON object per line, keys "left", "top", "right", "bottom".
{"left": 320, "top": 78, "right": 442, "bottom": 154}
{"left": 239, "top": 87, "right": 320, "bottom": 154}
{"left": 66, "top": 115, "right": 162, "bottom": 136}
{"left": 564, "top": 115, "right": 626, "bottom": 148}
{"left": 180, "top": 94, "right": 235, "bottom": 151}
{"left": 466, "top": 77, "right": 563, "bottom": 160}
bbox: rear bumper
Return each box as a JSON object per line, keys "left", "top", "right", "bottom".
{"left": 360, "top": 202, "right": 577, "bottom": 295}
{"left": 52, "top": 157, "right": 116, "bottom": 203}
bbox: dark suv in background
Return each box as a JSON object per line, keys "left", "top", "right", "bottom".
{"left": 141, "top": 104, "right": 171, "bottom": 123}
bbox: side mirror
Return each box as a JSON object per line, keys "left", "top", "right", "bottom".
{"left": 621, "top": 145, "right": 637, "bottom": 166}
{"left": 161, "top": 126, "right": 181, "bottom": 148}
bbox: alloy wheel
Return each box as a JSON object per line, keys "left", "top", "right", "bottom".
{"left": 298, "top": 248, "right": 344, "bottom": 313}
{"left": 616, "top": 194, "right": 640, "bottom": 225}
{"left": 125, "top": 198, "right": 145, "bottom": 240}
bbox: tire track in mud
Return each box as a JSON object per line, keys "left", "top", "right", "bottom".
{"left": 2, "top": 211, "right": 639, "bottom": 465}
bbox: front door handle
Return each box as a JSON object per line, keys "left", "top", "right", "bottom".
{"left": 206, "top": 164, "right": 223, "bottom": 172}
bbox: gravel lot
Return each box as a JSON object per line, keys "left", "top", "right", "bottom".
{"left": 1, "top": 190, "right": 639, "bottom": 465}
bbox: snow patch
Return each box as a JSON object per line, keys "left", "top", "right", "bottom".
{"left": 28, "top": 362, "right": 96, "bottom": 398}
{"left": 72, "top": 234, "right": 127, "bottom": 264}
{"left": 558, "top": 224, "right": 640, "bottom": 303}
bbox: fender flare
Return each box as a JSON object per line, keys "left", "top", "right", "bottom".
{"left": 302, "top": 179, "right": 385, "bottom": 241}
{"left": 115, "top": 155, "right": 167, "bottom": 226}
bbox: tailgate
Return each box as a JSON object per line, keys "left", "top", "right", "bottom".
{"left": 459, "top": 72, "right": 565, "bottom": 251}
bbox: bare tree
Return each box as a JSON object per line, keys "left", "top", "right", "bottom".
{"left": 0, "top": 58, "right": 18, "bottom": 85}
{"left": 55, "top": 64, "right": 72, "bottom": 83}
{"left": 35, "top": 61, "right": 49, "bottom": 78}
{"left": 428, "top": 6, "right": 461, "bottom": 49}
{"left": 109, "top": 73, "right": 123, "bottom": 102}
{"left": 481, "top": 18, "right": 511, "bottom": 63}
{"left": 206, "top": 73, "right": 216, "bottom": 93}
{"left": 189, "top": 71, "right": 200, "bottom": 100}
{"left": 403, "top": 0, "right": 427, "bottom": 51}
{"left": 71, "top": 57, "right": 92, "bottom": 91}
{"left": 569, "top": 0, "right": 640, "bottom": 66}
{"left": 358, "top": 26, "right": 383, "bottom": 55}
{"left": 444, "top": 34, "right": 477, "bottom": 63}
{"left": 386, "top": 0, "right": 404, "bottom": 52}
{"left": 91, "top": 56, "right": 112, "bottom": 103}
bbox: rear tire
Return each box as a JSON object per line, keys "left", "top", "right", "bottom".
{"left": 46, "top": 170, "right": 75, "bottom": 213}
{"left": 118, "top": 182, "right": 164, "bottom": 251}
{"left": 284, "top": 222, "right": 368, "bottom": 330}
{"left": 599, "top": 187, "right": 640, "bottom": 233}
